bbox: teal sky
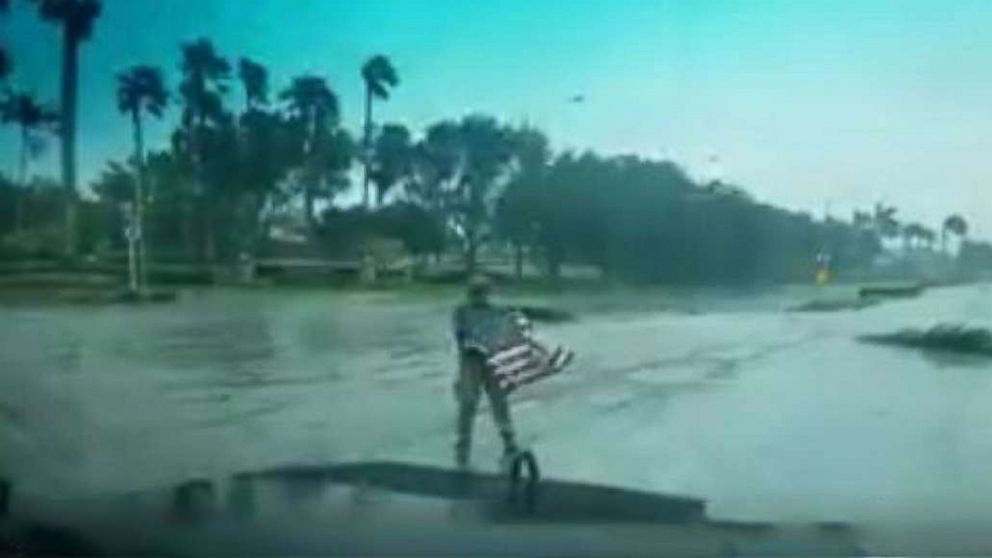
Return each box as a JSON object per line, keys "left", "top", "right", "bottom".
{"left": 2, "top": 0, "right": 991, "bottom": 234}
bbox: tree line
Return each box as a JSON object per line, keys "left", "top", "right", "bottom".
{"left": 1, "top": 1, "right": 988, "bottom": 285}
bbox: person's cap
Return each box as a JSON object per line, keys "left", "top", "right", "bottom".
{"left": 467, "top": 275, "right": 491, "bottom": 296}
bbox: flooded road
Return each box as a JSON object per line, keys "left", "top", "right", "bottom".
{"left": 2, "top": 284, "right": 992, "bottom": 526}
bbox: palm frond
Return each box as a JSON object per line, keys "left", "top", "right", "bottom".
{"left": 361, "top": 54, "right": 399, "bottom": 100}
{"left": 31, "top": 0, "right": 102, "bottom": 39}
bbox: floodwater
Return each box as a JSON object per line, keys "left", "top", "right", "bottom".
{"left": 2, "top": 284, "right": 992, "bottom": 527}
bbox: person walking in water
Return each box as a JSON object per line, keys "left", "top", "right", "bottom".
{"left": 452, "top": 275, "right": 519, "bottom": 469}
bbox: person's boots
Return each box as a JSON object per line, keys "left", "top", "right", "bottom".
{"left": 455, "top": 442, "right": 470, "bottom": 471}
{"left": 499, "top": 438, "right": 520, "bottom": 473}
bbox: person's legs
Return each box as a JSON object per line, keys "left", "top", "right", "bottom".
{"left": 482, "top": 367, "right": 518, "bottom": 457}
{"left": 454, "top": 352, "right": 483, "bottom": 468}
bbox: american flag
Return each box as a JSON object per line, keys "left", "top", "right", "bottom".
{"left": 487, "top": 314, "right": 574, "bottom": 393}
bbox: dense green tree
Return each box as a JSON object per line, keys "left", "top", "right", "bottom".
{"left": 201, "top": 114, "right": 249, "bottom": 260}
{"left": 942, "top": 214, "right": 968, "bottom": 252}
{"left": 30, "top": 0, "right": 102, "bottom": 258}
{"left": 237, "top": 57, "right": 268, "bottom": 111}
{"left": 0, "top": 174, "right": 17, "bottom": 239}
{"left": 852, "top": 210, "right": 873, "bottom": 230}
{"left": 0, "top": 175, "right": 69, "bottom": 256}
{"left": 360, "top": 54, "right": 399, "bottom": 207}
{"left": 117, "top": 65, "right": 168, "bottom": 288}
{"left": 898, "top": 223, "right": 936, "bottom": 252}
{"left": 496, "top": 126, "right": 550, "bottom": 279}
{"left": 4, "top": 31, "right": 956, "bottom": 286}
{"left": 494, "top": 149, "right": 882, "bottom": 284}
{"left": 369, "top": 123, "right": 412, "bottom": 206}
{"left": 902, "top": 222, "right": 928, "bottom": 251}
{"left": 529, "top": 153, "right": 622, "bottom": 280}
{"left": 319, "top": 202, "right": 442, "bottom": 262}
{"left": 288, "top": 124, "right": 355, "bottom": 230}
{"left": 90, "top": 160, "right": 135, "bottom": 249}
{"left": 404, "top": 121, "right": 462, "bottom": 261}
{"left": 446, "top": 115, "right": 514, "bottom": 274}
{"left": 872, "top": 203, "right": 900, "bottom": 240}
{"left": 280, "top": 74, "right": 347, "bottom": 229}
{"left": 91, "top": 160, "right": 134, "bottom": 203}
{"left": 236, "top": 110, "right": 291, "bottom": 246}
{"left": 0, "top": 177, "right": 67, "bottom": 258}
{"left": 1, "top": 92, "right": 59, "bottom": 185}
{"left": 179, "top": 39, "right": 231, "bottom": 125}
{"left": 236, "top": 59, "right": 299, "bottom": 254}
{"left": 177, "top": 38, "right": 231, "bottom": 261}
{"left": 0, "top": 1, "right": 8, "bottom": 82}
{"left": 141, "top": 150, "right": 191, "bottom": 258}
{"left": 0, "top": 49, "right": 9, "bottom": 83}
{"left": 918, "top": 225, "right": 937, "bottom": 250}
{"left": 0, "top": 92, "right": 59, "bottom": 230}
{"left": 376, "top": 201, "right": 444, "bottom": 257}
{"left": 406, "top": 140, "right": 445, "bottom": 208}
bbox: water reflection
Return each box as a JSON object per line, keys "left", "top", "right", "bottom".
{"left": 2, "top": 286, "right": 992, "bottom": 525}
{"left": 155, "top": 311, "right": 276, "bottom": 376}
{"left": 918, "top": 349, "right": 992, "bottom": 369}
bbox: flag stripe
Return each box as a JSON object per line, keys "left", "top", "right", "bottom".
{"left": 487, "top": 338, "right": 573, "bottom": 393}
{"left": 489, "top": 344, "right": 532, "bottom": 365}
{"left": 494, "top": 352, "right": 538, "bottom": 375}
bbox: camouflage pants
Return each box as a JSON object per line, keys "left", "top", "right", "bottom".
{"left": 454, "top": 351, "right": 517, "bottom": 466}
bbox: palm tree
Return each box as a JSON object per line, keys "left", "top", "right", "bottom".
{"left": 902, "top": 222, "right": 938, "bottom": 252}
{"left": 902, "top": 223, "right": 926, "bottom": 251}
{"left": 360, "top": 54, "right": 399, "bottom": 207}
{"left": 920, "top": 226, "right": 937, "bottom": 251}
{"left": 117, "top": 65, "right": 167, "bottom": 292}
{"left": 0, "top": 2, "right": 11, "bottom": 86}
{"left": 30, "top": 0, "right": 102, "bottom": 258}
{"left": 942, "top": 214, "right": 969, "bottom": 252}
{"left": 280, "top": 74, "right": 340, "bottom": 228}
{"left": 237, "top": 58, "right": 284, "bottom": 251}
{"left": 872, "top": 202, "right": 899, "bottom": 241}
{"left": 178, "top": 38, "right": 230, "bottom": 261}
{"left": 237, "top": 57, "right": 267, "bottom": 111}
{"left": 0, "top": 91, "right": 59, "bottom": 229}
{"left": 0, "top": 49, "right": 10, "bottom": 82}
{"left": 179, "top": 38, "right": 230, "bottom": 128}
